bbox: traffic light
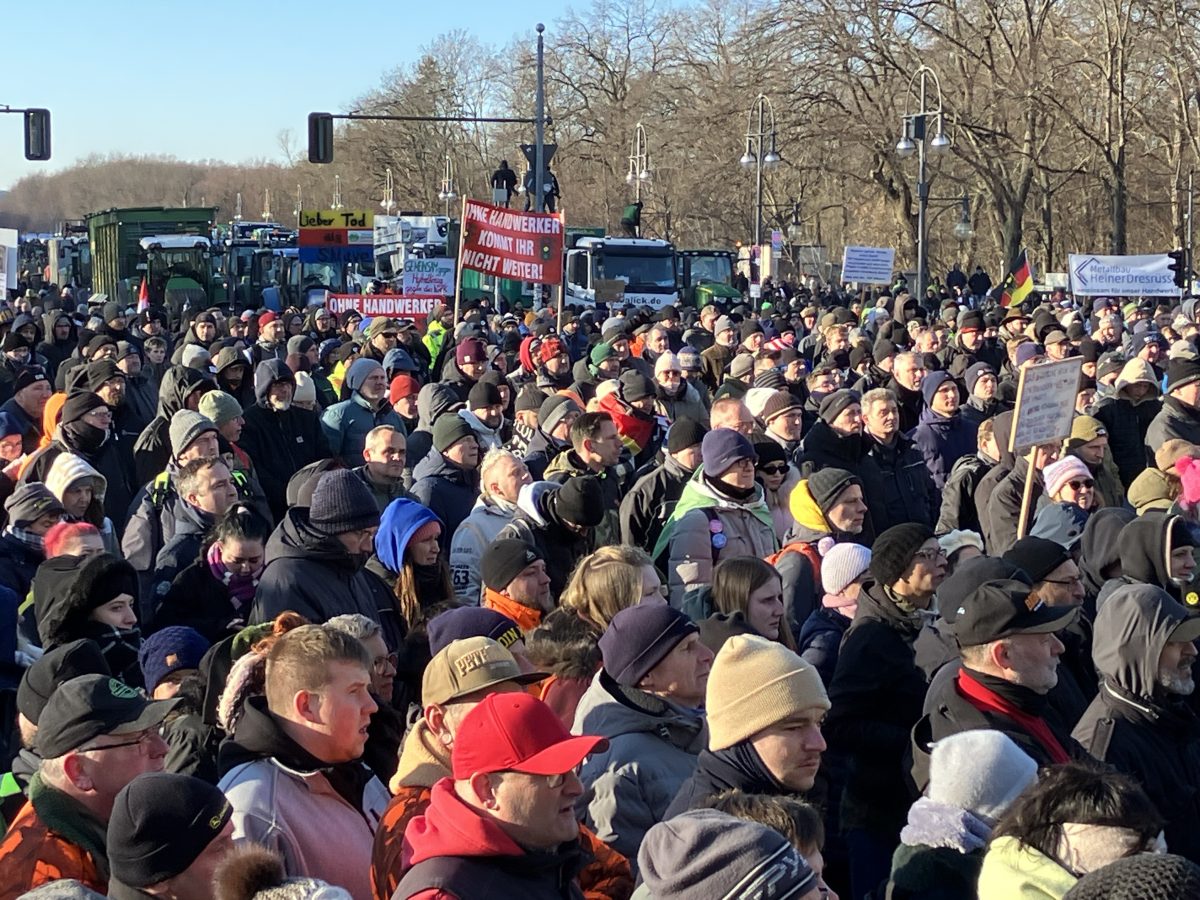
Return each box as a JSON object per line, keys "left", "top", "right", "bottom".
{"left": 23, "top": 109, "right": 50, "bottom": 161}
{"left": 308, "top": 113, "right": 334, "bottom": 164}
{"left": 1168, "top": 248, "right": 1187, "bottom": 290}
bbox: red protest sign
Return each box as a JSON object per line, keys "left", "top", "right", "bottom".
{"left": 460, "top": 199, "right": 564, "bottom": 285}
{"left": 326, "top": 294, "right": 440, "bottom": 327}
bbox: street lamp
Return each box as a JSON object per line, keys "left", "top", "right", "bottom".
{"left": 953, "top": 192, "right": 974, "bottom": 242}
{"left": 262, "top": 189, "right": 272, "bottom": 221}
{"left": 437, "top": 155, "right": 457, "bottom": 217}
{"left": 741, "top": 94, "right": 781, "bottom": 249}
{"left": 787, "top": 202, "right": 804, "bottom": 244}
{"left": 293, "top": 183, "right": 302, "bottom": 225}
{"left": 332, "top": 175, "right": 343, "bottom": 210}
{"left": 380, "top": 167, "right": 396, "bottom": 215}
{"left": 626, "top": 122, "right": 652, "bottom": 201}
{"left": 895, "top": 64, "right": 950, "bottom": 303}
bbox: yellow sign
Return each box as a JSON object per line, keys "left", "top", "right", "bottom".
{"left": 298, "top": 209, "right": 374, "bottom": 229}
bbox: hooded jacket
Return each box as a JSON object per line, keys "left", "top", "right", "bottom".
{"left": 1078, "top": 507, "right": 1135, "bottom": 615}
{"left": 217, "top": 696, "right": 389, "bottom": 900}
{"left": 976, "top": 836, "right": 1077, "bottom": 900}
{"left": 238, "top": 360, "right": 330, "bottom": 519}
{"left": 974, "top": 411, "right": 1015, "bottom": 543}
{"left": 132, "top": 365, "right": 214, "bottom": 487}
{"left": 406, "top": 383, "right": 462, "bottom": 482}
{"left": 448, "top": 494, "right": 519, "bottom": 605}
{"left": 618, "top": 454, "right": 695, "bottom": 560}
{"left": 410, "top": 450, "right": 480, "bottom": 553}
{"left": 936, "top": 451, "right": 993, "bottom": 535}
{"left": 912, "top": 406, "right": 977, "bottom": 491}
{"left": 545, "top": 448, "right": 633, "bottom": 549}
{"left": 394, "top": 778, "right": 586, "bottom": 900}
{"left": 1146, "top": 395, "right": 1200, "bottom": 457}
{"left": 35, "top": 311, "right": 77, "bottom": 382}
{"left": 1092, "top": 358, "right": 1161, "bottom": 487}
{"left": 795, "top": 419, "right": 886, "bottom": 542}
{"left": 572, "top": 670, "right": 707, "bottom": 865}
{"left": 320, "top": 391, "right": 406, "bottom": 466}
{"left": 1072, "top": 584, "right": 1200, "bottom": 862}
{"left": 985, "top": 455, "right": 1041, "bottom": 555}
{"left": 1097, "top": 513, "right": 1191, "bottom": 610}
{"left": 250, "top": 506, "right": 401, "bottom": 646}
{"left": 496, "top": 481, "right": 594, "bottom": 600}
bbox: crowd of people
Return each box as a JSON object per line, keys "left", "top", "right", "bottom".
{"left": 0, "top": 276, "right": 1198, "bottom": 898}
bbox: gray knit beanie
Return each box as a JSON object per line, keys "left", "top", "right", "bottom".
{"left": 168, "top": 410, "right": 217, "bottom": 458}
{"left": 198, "top": 390, "right": 242, "bottom": 427}
{"left": 928, "top": 730, "right": 1038, "bottom": 824}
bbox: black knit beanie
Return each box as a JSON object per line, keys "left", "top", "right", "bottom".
{"left": 60, "top": 391, "right": 108, "bottom": 424}
{"left": 806, "top": 467, "right": 860, "bottom": 512}
{"left": 1063, "top": 853, "right": 1200, "bottom": 899}
{"left": 870, "top": 523, "right": 934, "bottom": 585}
{"left": 308, "top": 470, "right": 379, "bottom": 536}
{"left": 667, "top": 418, "right": 708, "bottom": 454}
{"left": 549, "top": 475, "right": 605, "bottom": 528}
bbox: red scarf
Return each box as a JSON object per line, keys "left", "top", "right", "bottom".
{"left": 956, "top": 669, "right": 1071, "bottom": 764}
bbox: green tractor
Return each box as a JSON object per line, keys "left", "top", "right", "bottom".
{"left": 679, "top": 249, "right": 742, "bottom": 308}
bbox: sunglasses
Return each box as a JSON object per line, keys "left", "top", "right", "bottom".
{"left": 759, "top": 464, "right": 789, "bottom": 475}
{"left": 1067, "top": 479, "right": 1095, "bottom": 490}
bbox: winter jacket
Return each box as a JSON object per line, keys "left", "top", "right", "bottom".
{"left": 353, "top": 464, "right": 415, "bottom": 514}
{"left": 911, "top": 408, "right": 977, "bottom": 491}
{"left": 1072, "top": 583, "right": 1200, "bottom": 863}
{"left": 410, "top": 450, "right": 480, "bottom": 553}
{"left": 370, "top": 720, "right": 633, "bottom": 900}
{"left": 22, "top": 425, "right": 135, "bottom": 538}
{"left": 121, "top": 469, "right": 210, "bottom": 606}
{"left": 1096, "top": 512, "right": 1190, "bottom": 610}
{"left": 0, "top": 396, "right": 39, "bottom": 455}
{"left": 1079, "top": 507, "right": 1135, "bottom": 614}
{"left": 825, "top": 581, "right": 927, "bottom": 838}
{"left": 519, "top": 426, "right": 572, "bottom": 481}
{"left": 1091, "top": 358, "right": 1161, "bottom": 487}
{"left": 663, "top": 743, "right": 793, "bottom": 820}
{"left": 572, "top": 671, "right": 707, "bottom": 866}
{"left": 448, "top": 495, "right": 519, "bottom": 605}
{"left": 153, "top": 556, "right": 249, "bottom": 643}
{"left": 977, "top": 836, "right": 1077, "bottom": 900}
{"left": 887, "top": 377, "right": 925, "bottom": 433}
{"left": 0, "top": 532, "right": 40, "bottom": 605}
{"left": 320, "top": 392, "right": 406, "bottom": 465}
{"left": 251, "top": 506, "right": 402, "bottom": 648}
{"left": 497, "top": 481, "right": 595, "bottom": 600}
{"left": 35, "top": 312, "right": 76, "bottom": 383}
{"left": 699, "top": 343, "right": 731, "bottom": 395}
{"left": 545, "top": 448, "right": 633, "bottom": 549}
{"left": 238, "top": 360, "right": 330, "bottom": 519}
{"left": 458, "top": 408, "right": 504, "bottom": 453}
{"left": 1146, "top": 394, "right": 1200, "bottom": 455}
{"left": 795, "top": 419, "right": 886, "bottom": 543}
{"left": 653, "top": 381, "right": 707, "bottom": 426}
{"left": 985, "top": 456, "right": 1041, "bottom": 555}
{"left": 797, "top": 606, "right": 852, "bottom": 687}
{"left": 131, "top": 365, "right": 214, "bottom": 487}
{"left": 217, "top": 697, "right": 389, "bottom": 900}
{"left": 662, "top": 468, "right": 778, "bottom": 607}
{"left": 866, "top": 432, "right": 937, "bottom": 531}
{"left": 887, "top": 798, "right": 989, "bottom": 900}
{"left": 937, "top": 452, "right": 993, "bottom": 535}
{"left": 395, "top": 777, "right": 587, "bottom": 900}
{"left": 617, "top": 455, "right": 693, "bottom": 560}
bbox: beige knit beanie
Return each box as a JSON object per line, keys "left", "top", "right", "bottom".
{"left": 706, "top": 634, "right": 830, "bottom": 750}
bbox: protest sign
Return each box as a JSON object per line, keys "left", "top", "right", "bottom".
{"left": 1068, "top": 253, "right": 1180, "bottom": 297}
{"left": 299, "top": 210, "right": 374, "bottom": 264}
{"left": 325, "top": 293, "right": 439, "bottom": 327}
{"left": 1009, "top": 357, "right": 1083, "bottom": 453}
{"left": 840, "top": 246, "right": 895, "bottom": 285}
{"left": 402, "top": 258, "right": 456, "bottom": 296}
{"left": 459, "top": 200, "right": 564, "bottom": 285}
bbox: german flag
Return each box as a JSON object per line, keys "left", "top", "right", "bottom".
{"left": 999, "top": 249, "right": 1033, "bottom": 308}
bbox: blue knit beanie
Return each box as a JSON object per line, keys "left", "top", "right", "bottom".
{"left": 138, "top": 626, "right": 210, "bottom": 694}
{"left": 701, "top": 428, "right": 757, "bottom": 477}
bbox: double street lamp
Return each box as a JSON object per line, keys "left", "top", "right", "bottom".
{"left": 437, "top": 155, "right": 457, "bottom": 217}
{"left": 740, "top": 94, "right": 781, "bottom": 249}
{"left": 381, "top": 167, "right": 396, "bottom": 215}
{"left": 895, "top": 65, "right": 950, "bottom": 302}
{"left": 627, "top": 122, "right": 652, "bottom": 201}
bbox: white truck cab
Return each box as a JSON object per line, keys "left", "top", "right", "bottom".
{"left": 564, "top": 236, "right": 678, "bottom": 309}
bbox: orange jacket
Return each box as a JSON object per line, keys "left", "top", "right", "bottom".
{"left": 482, "top": 587, "right": 543, "bottom": 633}
{"left": 0, "top": 799, "right": 106, "bottom": 899}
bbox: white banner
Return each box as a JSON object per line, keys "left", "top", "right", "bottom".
{"left": 0, "top": 229, "right": 17, "bottom": 291}
{"left": 841, "top": 245, "right": 895, "bottom": 285}
{"left": 1068, "top": 253, "right": 1180, "bottom": 297}
{"left": 402, "top": 258, "right": 456, "bottom": 296}
{"left": 1010, "top": 357, "right": 1083, "bottom": 452}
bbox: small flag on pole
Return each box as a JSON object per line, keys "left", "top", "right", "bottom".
{"left": 999, "top": 250, "right": 1033, "bottom": 308}
{"left": 137, "top": 276, "right": 149, "bottom": 313}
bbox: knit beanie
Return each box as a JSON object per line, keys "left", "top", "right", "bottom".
{"left": 539, "top": 394, "right": 583, "bottom": 436}
{"left": 1042, "top": 455, "right": 1091, "bottom": 497}
{"left": 432, "top": 414, "right": 476, "bottom": 453}
{"left": 198, "top": 390, "right": 242, "bottom": 428}
{"left": 759, "top": 390, "right": 802, "bottom": 424}
{"left": 514, "top": 385, "right": 543, "bottom": 414}
{"left": 168, "top": 410, "right": 217, "bottom": 458}
{"left": 619, "top": 370, "right": 655, "bottom": 403}
{"left": 293, "top": 372, "right": 317, "bottom": 406}
{"left": 287, "top": 335, "right": 314, "bottom": 356}
{"left": 928, "top": 730, "right": 1038, "bottom": 824}
{"left": 754, "top": 441, "right": 787, "bottom": 467}
{"left": 821, "top": 543, "right": 872, "bottom": 595}
{"left": 1065, "top": 415, "right": 1107, "bottom": 451}
{"left": 938, "top": 529, "right": 984, "bottom": 559}
{"left": 1166, "top": 356, "right": 1200, "bottom": 394}
{"left": 181, "top": 345, "right": 211, "bottom": 371}
{"left": 1063, "top": 853, "right": 1200, "bottom": 900}
{"left": 921, "top": 369, "right": 954, "bottom": 406}
{"left": 427, "top": 607, "right": 522, "bottom": 656}
{"left": 344, "top": 357, "right": 383, "bottom": 394}
{"left": 548, "top": 475, "right": 605, "bottom": 528}
{"left": 455, "top": 337, "right": 487, "bottom": 366}
{"left": 729, "top": 354, "right": 755, "bottom": 380}
{"left": 806, "top": 467, "right": 860, "bottom": 513}
{"left": 965, "top": 362, "right": 995, "bottom": 395}
{"left": 480, "top": 539, "right": 544, "bottom": 592}
{"left": 639, "top": 809, "right": 819, "bottom": 900}
{"left": 599, "top": 604, "right": 698, "bottom": 687}
{"left": 308, "top": 470, "right": 379, "bottom": 536}
{"left": 538, "top": 336, "right": 566, "bottom": 363}
{"left": 818, "top": 389, "right": 861, "bottom": 424}
{"left": 870, "top": 523, "right": 934, "bottom": 585}
{"left": 1156, "top": 438, "right": 1199, "bottom": 473}
{"left": 667, "top": 418, "right": 708, "bottom": 454}
{"left": 60, "top": 391, "right": 107, "bottom": 425}
{"left": 467, "top": 381, "right": 502, "bottom": 410}
{"left": 4, "top": 483, "right": 65, "bottom": 530}
{"left": 137, "top": 626, "right": 210, "bottom": 694}
{"left": 589, "top": 341, "right": 617, "bottom": 367}
{"left": 654, "top": 352, "right": 681, "bottom": 375}
{"left": 706, "top": 634, "right": 829, "bottom": 750}
{"left": 384, "top": 374, "right": 416, "bottom": 406}
{"left": 700, "top": 428, "right": 757, "bottom": 477}
{"left": 212, "top": 844, "right": 352, "bottom": 900}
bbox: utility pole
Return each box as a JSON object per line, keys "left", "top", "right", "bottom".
{"left": 535, "top": 23, "right": 546, "bottom": 214}
{"left": 1189, "top": 169, "right": 1195, "bottom": 293}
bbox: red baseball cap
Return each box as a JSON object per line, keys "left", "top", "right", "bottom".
{"left": 451, "top": 693, "right": 608, "bottom": 779}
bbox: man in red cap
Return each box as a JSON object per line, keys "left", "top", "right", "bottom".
{"left": 537, "top": 336, "right": 573, "bottom": 392}
{"left": 248, "top": 312, "right": 287, "bottom": 368}
{"left": 395, "top": 693, "right": 608, "bottom": 899}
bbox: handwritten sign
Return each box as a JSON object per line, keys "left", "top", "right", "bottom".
{"left": 460, "top": 200, "right": 564, "bottom": 285}
{"left": 299, "top": 210, "right": 375, "bottom": 264}
{"left": 402, "top": 258, "right": 456, "bottom": 296}
{"left": 325, "top": 293, "right": 439, "bottom": 327}
{"left": 841, "top": 246, "right": 895, "bottom": 285}
{"left": 1009, "top": 357, "right": 1083, "bottom": 452}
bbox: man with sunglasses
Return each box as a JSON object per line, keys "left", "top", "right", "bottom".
{"left": 0, "top": 674, "right": 177, "bottom": 898}
{"left": 393, "top": 692, "right": 609, "bottom": 900}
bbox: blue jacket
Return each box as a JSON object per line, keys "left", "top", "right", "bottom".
{"left": 410, "top": 451, "right": 479, "bottom": 553}
{"left": 320, "top": 393, "right": 406, "bottom": 466}
{"left": 797, "top": 605, "right": 852, "bottom": 687}
{"left": 911, "top": 408, "right": 977, "bottom": 491}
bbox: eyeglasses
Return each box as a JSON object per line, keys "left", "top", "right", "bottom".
{"left": 759, "top": 464, "right": 789, "bottom": 475}
{"left": 913, "top": 547, "right": 947, "bottom": 562}
{"left": 543, "top": 763, "right": 584, "bottom": 789}
{"left": 79, "top": 729, "right": 158, "bottom": 755}
{"left": 372, "top": 652, "right": 399, "bottom": 674}
{"left": 1043, "top": 575, "right": 1083, "bottom": 587}
{"left": 1066, "top": 479, "right": 1095, "bottom": 490}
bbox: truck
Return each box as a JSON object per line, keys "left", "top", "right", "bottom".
{"left": 220, "top": 221, "right": 296, "bottom": 311}
{"left": 678, "top": 249, "right": 742, "bottom": 308}
{"left": 86, "top": 207, "right": 220, "bottom": 316}
{"left": 564, "top": 236, "right": 679, "bottom": 309}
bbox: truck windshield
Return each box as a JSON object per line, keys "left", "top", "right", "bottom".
{"left": 599, "top": 252, "right": 676, "bottom": 289}
{"left": 150, "top": 249, "right": 207, "bottom": 282}
{"left": 690, "top": 255, "right": 732, "bottom": 284}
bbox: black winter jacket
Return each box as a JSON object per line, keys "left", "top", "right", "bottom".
{"left": 410, "top": 450, "right": 480, "bottom": 554}
{"left": 618, "top": 455, "right": 693, "bottom": 558}
{"left": 132, "top": 366, "right": 215, "bottom": 487}
{"left": 865, "top": 433, "right": 936, "bottom": 531}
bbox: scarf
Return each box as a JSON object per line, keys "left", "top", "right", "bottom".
{"left": 207, "top": 541, "right": 262, "bottom": 608}
{"left": 707, "top": 741, "right": 789, "bottom": 794}
{"left": 652, "top": 464, "right": 776, "bottom": 561}
{"left": 822, "top": 590, "right": 858, "bottom": 619}
{"left": 957, "top": 668, "right": 1070, "bottom": 764}
{"left": 79, "top": 620, "right": 142, "bottom": 689}
{"left": 5, "top": 524, "right": 44, "bottom": 553}
{"left": 28, "top": 771, "right": 111, "bottom": 879}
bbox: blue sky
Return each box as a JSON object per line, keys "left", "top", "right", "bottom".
{"left": 0, "top": 0, "right": 557, "bottom": 189}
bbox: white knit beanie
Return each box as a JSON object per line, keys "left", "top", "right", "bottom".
{"left": 293, "top": 372, "right": 317, "bottom": 406}
{"left": 820, "top": 543, "right": 872, "bottom": 595}
{"left": 938, "top": 529, "right": 984, "bottom": 559}
{"left": 928, "top": 730, "right": 1039, "bottom": 824}
{"left": 44, "top": 452, "right": 107, "bottom": 504}
{"left": 1043, "top": 455, "right": 1091, "bottom": 498}
{"left": 706, "top": 634, "right": 829, "bottom": 750}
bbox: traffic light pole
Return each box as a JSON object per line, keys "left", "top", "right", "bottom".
{"left": 1189, "top": 169, "right": 1194, "bottom": 293}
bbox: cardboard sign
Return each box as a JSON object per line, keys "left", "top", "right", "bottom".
{"left": 402, "top": 258, "right": 456, "bottom": 297}
{"left": 841, "top": 246, "right": 895, "bottom": 285}
{"left": 595, "top": 278, "right": 626, "bottom": 303}
{"left": 1009, "top": 357, "right": 1083, "bottom": 452}
{"left": 299, "top": 210, "right": 375, "bottom": 264}
{"left": 325, "top": 293, "right": 439, "bottom": 327}
{"left": 460, "top": 200, "right": 564, "bottom": 285}
{"left": 1068, "top": 253, "right": 1180, "bottom": 297}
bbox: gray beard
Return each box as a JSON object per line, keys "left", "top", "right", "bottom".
{"left": 1159, "top": 671, "right": 1196, "bottom": 696}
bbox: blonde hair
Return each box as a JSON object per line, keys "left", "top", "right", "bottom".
{"left": 561, "top": 545, "right": 656, "bottom": 633}
{"left": 711, "top": 556, "right": 797, "bottom": 650}
{"left": 264, "top": 623, "right": 369, "bottom": 715}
